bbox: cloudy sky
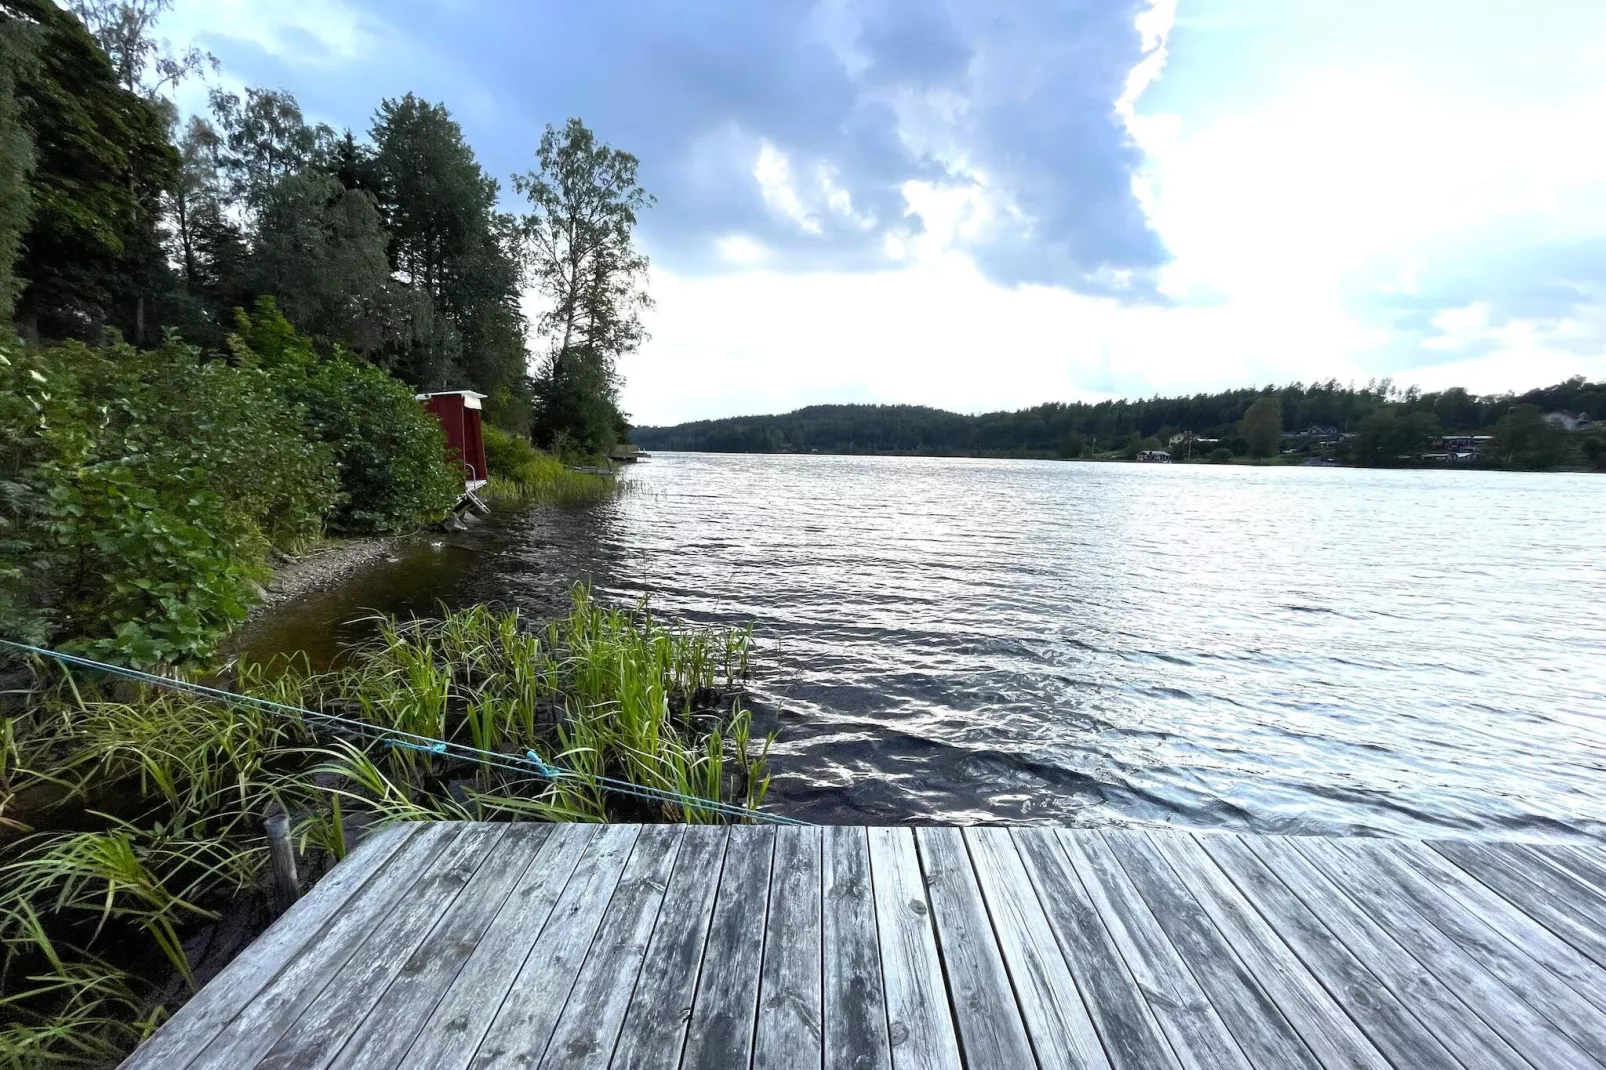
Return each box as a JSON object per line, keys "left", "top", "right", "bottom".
{"left": 166, "top": 0, "right": 1606, "bottom": 425}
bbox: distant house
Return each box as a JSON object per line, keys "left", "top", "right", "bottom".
{"left": 1435, "top": 434, "right": 1492, "bottom": 453}
{"left": 1282, "top": 424, "right": 1340, "bottom": 441}
{"left": 1136, "top": 449, "right": 1171, "bottom": 463}
{"left": 1543, "top": 411, "right": 1594, "bottom": 432}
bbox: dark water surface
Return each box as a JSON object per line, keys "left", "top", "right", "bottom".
{"left": 237, "top": 454, "right": 1606, "bottom": 838}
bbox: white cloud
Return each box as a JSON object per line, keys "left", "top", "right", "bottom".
{"left": 753, "top": 142, "right": 821, "bottom": 234}
{"left": 166, "top": 0, "right": 392, "bottom": 66}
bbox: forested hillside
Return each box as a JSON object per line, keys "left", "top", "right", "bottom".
{"left": 635, "top": 377, "right": 1606, "bottom": 469}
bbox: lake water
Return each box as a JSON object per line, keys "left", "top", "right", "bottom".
{"left": 240, "top": 453, "right": 1606, "bottom": 838}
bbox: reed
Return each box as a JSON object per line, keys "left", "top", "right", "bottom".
{"left": 481, "top": 426, "right": 623, "bottom": 507}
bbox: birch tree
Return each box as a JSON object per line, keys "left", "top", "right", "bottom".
{"left": 514, "top": 118, "right": 652, "bottom": 451}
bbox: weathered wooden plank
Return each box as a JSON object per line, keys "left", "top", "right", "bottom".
{"left": 753, "top": 825, "right": 825, "bottom": 1069}
{"left": 183, "top": 824, "right": 463, "bottom": 1070}
{"left": 610, "top": 827, "right": 730, "bottom": 1070}
{"left": 119, "top": 822, "right": 418, "bottom": 1070}
{"left": 915, "top": 826, "right": 1035, "bottom": 1070}
{"left": 868, "top": 826, "right": 962, "bottom": 1070}
{"left": 467, "top": 823, "right": 642, "bottom": 1069}
{"left": 539, "top": 824, "right": 685, "bottom": 1069}
{"left": 324, "top": 824, "right": 554, "bottom": 1070}
{"left": 257, "top": 822, "right": 513, "bottom": 1070}
{"left": 681, "top": 824, "right": 777, "bottom": 1070}
{"left": 1054, "top": 831, "right": 1251, "bottom": 1070}
{"left": 1216, "top": 835, "right": 1519, "bottom": 1070}
{"left": 1141, "top": 831, "right": 1397, "bottom": 1070}
{"left": 821, "top": 825, "right": 892, "bottom": 1070}
{"left": 1092, "top": 829, "right": 1329, "bottom": 1066}
{"left": 1432, "top": 840, "right": 1606, "bottom": 969}
{"left": 1380, "top": 839, "right": 1606, "bottom": 1016}
{"left": 966, "top": 828, "right": 1112, "bottom": 1070}
{"left": 1294, "top": 837, "right": 1604, "bottom": 1070}
{"left": 1521, "top": 844, "right": 1606, "bottom": 904}
{"left": 399, "top": 822, "right": 597, "bottom": 1070}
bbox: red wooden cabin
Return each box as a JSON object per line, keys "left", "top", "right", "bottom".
{"left": 418, "top": 390, "right": 488, "bottom": 493}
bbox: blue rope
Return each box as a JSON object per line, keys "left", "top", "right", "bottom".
{"left": 0, "top": 639, "right": 803, "bottom": 826}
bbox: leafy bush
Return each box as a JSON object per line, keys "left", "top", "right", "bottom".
{"left": 233, "top": 300, "right": 461, "bottom": 535}
{"left": 1, "top": 335, "right": 339, "bottom": 663}
{"left": 1209, "top": 447, "right": 1233, "bottom": 463}
{"left": 483, "top": 424, "right": 616, "bottom": 507}
{"left": 286, "top": 358, "right": 460, "bottom": 532}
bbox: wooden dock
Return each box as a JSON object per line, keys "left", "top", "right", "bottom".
{"left": 123, "top": 822, "right": 1606, "bottom": 1069}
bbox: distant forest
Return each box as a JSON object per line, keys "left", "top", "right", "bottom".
{"left": 633, "top": 377, "right": 1606, "bottom": 467}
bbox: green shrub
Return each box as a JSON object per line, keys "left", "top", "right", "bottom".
{"left": 232, "top": 300, "right": 461, "bottom": 534}
{"left": 285, "top": 357, "right": 460, "bottom": 533}
{"left": 1210, "top": 447, "right": 1233, "bottom": 463}
{"left": 483, "top": 424, "right": 616, "bottom": 507}
{"left": 1, "top": 335, "right": 339, "bottom": 663}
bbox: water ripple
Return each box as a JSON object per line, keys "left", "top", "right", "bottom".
{"left": 240, "top": 453, "right": 1606, "bottom": 840}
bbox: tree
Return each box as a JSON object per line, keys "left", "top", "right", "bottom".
{"left": 515, "top": 117, "right": 652, "bottom": 452}
{"left": 1351, "top": 406, "right": 1440, "bottom": 466}
{"left": 250, "top": 171, "right": 391, "bottom": 351}
{"left": 1582, "top": 435, "right": 1605, "bottom": 471}
{"left": 1240, "top": 396, "right": 1283, "bottom": 458}
{"left": 369, "top": 95, "right": 527, "bottom": 400}
{"left": 209, "top": 86, "right": 332, "bottom": 215}
{"left": 4, "top": 0, "right": 178, "bottom": 342}
{"left": 0, "top": 15, "right": 34, "bottom": 325}
{"left": 65, "top": 0, "right": 215, "bottom": 100}
{"left": 1491, "top": 404, "right": 1566, "bottom": 470}
{"left": 166, "top": 114, "right": 250, "bottom": 336}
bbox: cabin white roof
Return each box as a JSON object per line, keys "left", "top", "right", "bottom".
{"left": 415, "top": 390, "right": 487, "bottom": 410}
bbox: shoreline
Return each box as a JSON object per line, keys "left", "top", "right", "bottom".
{"left": 251, "top": 537, "right": 406, "bottom": 619}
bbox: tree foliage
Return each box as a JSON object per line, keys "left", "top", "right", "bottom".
{"left": 4, "top": 0, "right": 177, "bottom": 343}
{"left": 516, "top": 118, "right": 652, "bottom": 453}
{"left": 635, "top": 377, "right": 1606, "bottom": 471}
{"left": 65, "top": 0, "right": 215, "bottom": 99}
{"left": 368, "top": 93, "right": 527, "bottom": 398}
{"left": 0, "top": 13, "right": 34, "bottom": 325}
{"left": 1491, "top": 404, "right": 1567, "bottom": 471}
{"left": 1349, "top": 406, "right": 1441, "bottom": 466}
{"left": 1240, "top": 397, "right": 1283, "bottom": 458}
{"left": 251, "top": 172, "right": 391, "bottom": 350}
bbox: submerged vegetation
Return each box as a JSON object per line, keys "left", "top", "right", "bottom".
{"left": 0, "top": 586, "right": 772, "bottom": 1066}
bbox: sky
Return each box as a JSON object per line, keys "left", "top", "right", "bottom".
{"left": 164, "top": 0, "right": 1606, "bottom": 426}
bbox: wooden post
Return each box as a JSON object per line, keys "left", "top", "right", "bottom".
{"left": 263, "top": 809, "right": 300, "bottom": 915}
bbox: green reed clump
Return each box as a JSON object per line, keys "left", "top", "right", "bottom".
{"left": 285, "top": 585, "right": 771, "bottom": 823}
{"left": 0, "top": 585, "right": 773, "bottom": 1065}
{"left": 482, "top": 425, "right": 620, "bottom": 507}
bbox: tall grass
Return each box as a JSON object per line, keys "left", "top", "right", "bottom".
{"left": 482, "top": 424, "right": 620, "bottom": 507}
{"left": 0, "top": 585, "right": 773, "bottom": 1065}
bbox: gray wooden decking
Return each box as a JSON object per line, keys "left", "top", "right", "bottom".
{"left": 123, "top": 822, "right": 1606, "bottom": 1069}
